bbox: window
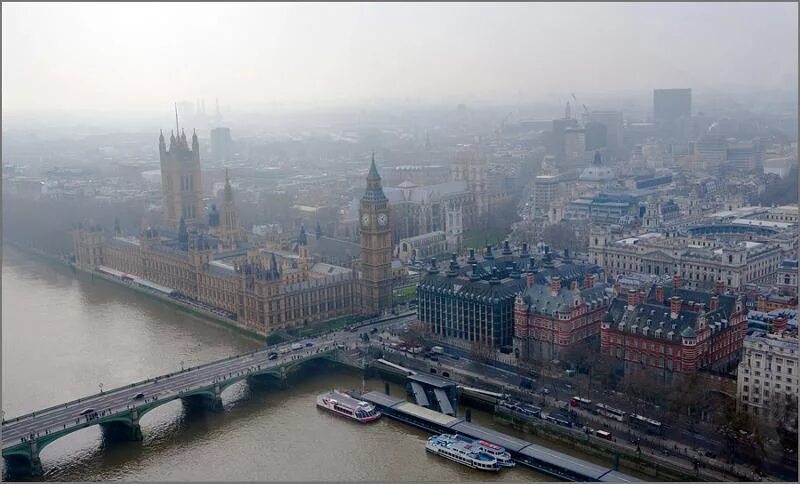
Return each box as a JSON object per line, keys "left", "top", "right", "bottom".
{"left": 789, "top": 367, "right": 793, "bottom": 375}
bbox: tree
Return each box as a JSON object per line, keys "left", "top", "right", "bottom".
{"left": 403, "top": 320, "right": 430, "bottom": 348}
{"left": 541, "top": 221, "right": 589, "bottom": 253}
{"left": 469, "top": 342, "right": 494, "bottom": 363}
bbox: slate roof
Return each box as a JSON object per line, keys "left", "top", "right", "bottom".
{"left": 520, "top": 283, "right": 612, "bottom": 316}
{"left": 606, "top": 284, "right": 740, "bottom": 342}
{"left": 308, "top": 235, "right": 360, "bottom": 264}
{"left": 417, "top": 272, "right": 527, "bottom": 304}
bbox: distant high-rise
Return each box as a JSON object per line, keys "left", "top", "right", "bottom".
{"left": 653, "top": 88, "right": 692, "bottom": 121}
{"left": 584, "top": 122, "right": 608, "bottom": 151}
{"left": 563, "top": 127, "right": 586, "bottom": 165}
{"left": 552, "top": 117, "right": 579, "bottom": 162}
{"left": 210, "top": 127, "right": 233, "bottom": 162}
{"left": 586, "top": 110, "right": 623, "bottom": 157}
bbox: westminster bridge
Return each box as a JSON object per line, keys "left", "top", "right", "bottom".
{"left": 1, "top": 337, "right": 364, "bottom": 476}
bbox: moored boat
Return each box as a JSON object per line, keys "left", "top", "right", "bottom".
{"left": 425, "top": 434, "right": 501, "bottom": 472}
{"left": 453, "top": 435, "right": 515, "bottom": 467}
{"left": 316, "top": 390, "right": 382, "bottom": 423}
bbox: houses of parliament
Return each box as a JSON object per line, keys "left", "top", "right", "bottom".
{"left": 73, "top": 129, "right": 393, "bottom": 336}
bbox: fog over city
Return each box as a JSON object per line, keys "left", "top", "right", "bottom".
{"left": 1, "top": 2, "right": 798, "bottom": 483}
{"left": 2, "top": 2, "right": 798, "bottom": 118}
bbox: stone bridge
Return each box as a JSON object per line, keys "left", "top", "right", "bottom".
{"left": 2, "top": 342, "right": 358, "bottom": 476}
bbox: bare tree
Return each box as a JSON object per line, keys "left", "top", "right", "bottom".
{"left": 469, "top": 341, "right": 495, "bottom": 363}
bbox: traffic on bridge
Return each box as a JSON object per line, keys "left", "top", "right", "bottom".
{"left": 2, "top": 313, "right": 415, "bottom": 476}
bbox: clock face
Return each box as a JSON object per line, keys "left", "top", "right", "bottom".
{"left": 361, "top": 214, "right": 370, "bottom": 226}
{"left": 377, "top": 213, "right": 388, "bottom": 226}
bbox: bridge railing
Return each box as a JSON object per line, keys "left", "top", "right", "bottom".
{"left": 2, "top": 347, "right": 271, "bottom": 425}
{"left": 2, "top": 344, "right": 343, "bottom": 426}
{"left": 2, "top": 314, "right": 410, "bottom": 425}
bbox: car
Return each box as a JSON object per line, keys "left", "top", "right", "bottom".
{"left": 430, "top": 356, "right": 439, "bottom": 362}
{"left": 79, "top": 408, "right": 96, "bottom": 416}
{"left": 370, "top": 327, "right": 378, "bottom": 334}
{"left": 430, "top": 368, "right": 437, "bottom": 374}
{"left": 268, "top": 352, "right": 278, "bottom": 360}
{"left": 450, "top": 354, "right": 460, "bottom": 360}
{"left": 305, "top": 342, "right": 314, "bottom": 347}
{"left": 132, "top": 392, "right": 145, "bottom": 400}
{"left": 541, "top": 388, "right": 551, "bottom": 395}
{"left": 442, "top": 371, "right": 450, "bottom": 377}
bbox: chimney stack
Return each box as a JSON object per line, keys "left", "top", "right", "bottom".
{"left": 550, "top": 276, "right": 561, "bottom": 296}
{"left": 670, "top": 296, "right": 682, "bottom": 319}
{"left": 655, "top": 286, "right": 665, "bottom": 304}
{"left": 772, "top": 317, "right": 787, "bottom": 334}
{"left": 710, "top": 296, "right": 718, "bottom": 311}
{"left": 715, "top": 279, "right": 725, "bottom": 295}
{"left": 673, "top": 274, "right": 682, "bottom": 289}
{"left": 628, "top": 289, "right": 639, "bottom": 309}
{"left": 584, "top": 273, "right": 594, "bottom": 289}
{"left": 526, "top": 271, "right": 535, "bottom": 287}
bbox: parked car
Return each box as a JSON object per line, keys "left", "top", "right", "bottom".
{"left": 268, "top": 352, "right": 279, "bottom": 360}
{"left": 80, "top": 408, "right": 96, "bottom": 416}
{"left": 132, "top": 392, "right": 145, "bottom": 400}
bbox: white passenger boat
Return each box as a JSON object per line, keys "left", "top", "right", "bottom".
{"left": 425, "top": 434, "right": 501, "bottom": 471}
{"left": 316, "top": 390, "right": 382, "bottom": 423}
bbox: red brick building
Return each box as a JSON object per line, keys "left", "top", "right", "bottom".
{"left": 601, "top": 276, "right": 747, "bottom": 375}
{"left": 514, "top": 272, "right": 612, "bottom": 362}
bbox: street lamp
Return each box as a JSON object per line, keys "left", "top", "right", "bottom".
{"left": 180, "top": 361, "right": 185, "bottom": 371}
{"left": 99, "top": 383, "right": 104, "bottom": 394}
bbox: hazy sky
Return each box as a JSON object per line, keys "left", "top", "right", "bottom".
{"left": 2, "top": 2, "right": 797, "bottom": 114}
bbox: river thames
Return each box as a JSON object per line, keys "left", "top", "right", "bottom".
{"left": 2, "top": 245, "right": 620, "bottom": 481}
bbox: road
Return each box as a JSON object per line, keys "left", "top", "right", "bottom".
{"left": 2, "top": 313, "right": 414, "bottom": 452}
{"left": 375, "top": 345, "right": 769, "bottom": 482}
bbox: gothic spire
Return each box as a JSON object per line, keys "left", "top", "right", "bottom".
{"left": 366, "top": 151, "right": 381, "bottom": 182}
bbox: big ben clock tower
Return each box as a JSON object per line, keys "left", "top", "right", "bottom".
{"left": 359, "top": 153, "right": 393, "bottom": 315}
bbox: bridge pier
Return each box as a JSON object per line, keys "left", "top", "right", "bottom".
{"left": 128, "top": 408, "right": 143, "bottom": 441}
{"left": 203, "top": 384, "right": 223, "bottom": 412}
{"left": 4, "top": 441, "right": 44, "bottom": 477}
{"left": 279, "top": 366, "right": 288, "bottom": 389}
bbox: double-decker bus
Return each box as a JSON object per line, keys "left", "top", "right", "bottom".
{"left": 570, "top": 396, "right": 592, "bottom": 409}
{"left": 595, "top": 403, "right": 626, "bottom": 422}
{"left": 629, "top": 413, "right": 664, "bottom": 435}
